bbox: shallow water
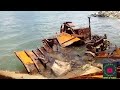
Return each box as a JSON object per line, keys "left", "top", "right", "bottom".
{"left": 0, "top": 11, "right": 120, "bottom": 72}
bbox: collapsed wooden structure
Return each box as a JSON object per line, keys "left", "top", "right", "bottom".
{"left": 14, "top": 17, "right": 120, "bottom": 79}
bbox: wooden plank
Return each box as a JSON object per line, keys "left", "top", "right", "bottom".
{"left": 25, "top": 50, "right": 45, "bottom": 73}
{"left": 43, "top": 44, "right": 53, "bottom": 53}
{"left": 32, "top": 49, "right": 43, "bottom": 57}
{"left": 57, "top": 32, "right": 80, "bottom": 47}
{"left": 44, "top": 39, "right": 51, "bottom": 47}
{"left": 39, "top": 47, "right": 47, "bottom": 55}
{"left": 14, "top": 51, "right": 38, "bottom": 74}
{"left": 33, "top": 49, "right": 48, "bottom": 64}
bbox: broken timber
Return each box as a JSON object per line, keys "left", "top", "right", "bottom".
{"left": 15, "top": 51, "right": 38, "bottom": 74}
{"left": 56, "top": 32, "right": 80, "bottom": 47}
{"left": 96, "top": 47, "right": 120, "bottom": 59}
{"left": 25, "top": 50, "right": 45, "bottom": 73}
{"left": 70, "top": 71, "right": 103, "bottom": 79}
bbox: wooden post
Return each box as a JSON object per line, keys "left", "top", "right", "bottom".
{"left": 88, "top": 17, "right": 91, "bottom": 40}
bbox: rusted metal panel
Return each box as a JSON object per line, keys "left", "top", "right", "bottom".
{"left": 25, "top": 50, "right": 45, "bottom": 73}
{"left": 32, "top": 49, "right": 48, "bottom": 64}
{"left": 111, "top": 48, "right": 120, "bottom": 58}
{"left": 14, "top": 51, "right": 38, "bottom": 74}
{"left": 85, "top": 34, "right": 110, "bottom": 56}
{"left": 57, "top": 32, "right": 80, "bottom": 47}
{"left": 76, "top": 28, "right": 91, "bottom": 39}
{"left": 86, "top": 38, "right": 104, "bottom": 49}
{"left": 32, "top": 49, "right": 44, "bottom": 60}
{"left": 96, "top": 51, "right": 109, "bottom": 58}
{"left": 60, "top": 21, "right": 91, "bottom": 40}
{"left": 42, "top": 39, "right": 53, "bottom": 53}
{"left": 96, "top": 47, "right": 120, "bottom": 59}
{"left": 70, "top": 71, "right": 103, "bottom": 79}
{"left": 39, "top": 47, "right": 47, "bottom": 55}
{"left": 43, "top": 44, "right": 52, "bottom": 53}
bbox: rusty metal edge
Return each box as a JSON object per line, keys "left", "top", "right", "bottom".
{"left": 69, "top": 71, "right": 103, "bottom": 79}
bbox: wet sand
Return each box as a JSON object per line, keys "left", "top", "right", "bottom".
{"left": 0, "top": 64, "right": 102, "bottom": 79}
{"left": 0, "top": 70, "right": 47, "bottom": 79}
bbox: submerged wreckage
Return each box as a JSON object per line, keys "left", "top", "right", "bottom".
{"left": 13, "top": 17, "right": 120, "bottom": 79}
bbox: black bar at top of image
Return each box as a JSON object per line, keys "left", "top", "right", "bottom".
{"left": 0, "top": 0, "right": 120, "bottom": 11}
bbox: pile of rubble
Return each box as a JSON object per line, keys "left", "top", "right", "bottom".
{"left": 14, "top": 19, "right": 94, "bottom": 78}
{"left": 91, "top": 11, "right": 120, "bottom": 19}
{"left": 12, "top": 17, "right": 120, "bottom": 79}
